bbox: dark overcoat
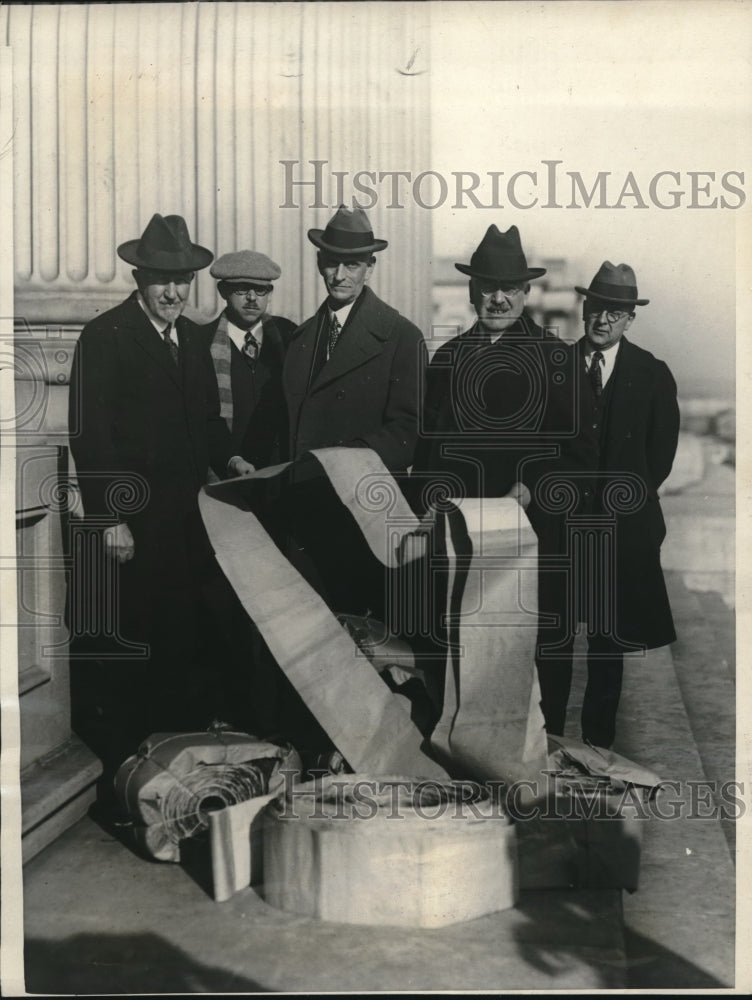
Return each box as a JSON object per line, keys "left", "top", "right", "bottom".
{"left": 412, "top": 311, "right": 583, "bottom": 502}
{"left": 200, "top": 313, "right": 296, "bottom": 467}
{"left": 68, "top": 292, "right": 232, "bottom": 638}
{"left": 282, "top": 286, "right": 426, "bottom": 473}
{"left": 527, "top": 335, "right": 680, "bottom": 651}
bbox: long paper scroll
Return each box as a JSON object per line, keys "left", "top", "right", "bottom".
{"left": 199, "top": 468, "right": 447, "bottom": 779}
{"left": 430, "top": 499, "right": 548, "bottom": 785}
{"left": 200, "top": 448, "right": 547, "bottom": 785}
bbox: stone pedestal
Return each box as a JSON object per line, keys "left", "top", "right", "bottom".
{"left": 15, "top": 337, "right": 102, "bottom": 862}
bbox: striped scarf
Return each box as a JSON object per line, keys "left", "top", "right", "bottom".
{"left": 209, "top": 311, "right": 234, "bottom": 431}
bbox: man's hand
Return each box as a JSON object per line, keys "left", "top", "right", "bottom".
{"left": 227, "top": 455, "right": 256, "bottom": 478}
{"left": 103, "top": 523, "right": 135, "bottom": 563}
{"left": 504, "top": 481, "right": 531, "bottom": 509}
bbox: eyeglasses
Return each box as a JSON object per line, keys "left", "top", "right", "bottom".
{"left": 229, "top": 283, "right": 273, "bottom": 298}
{"left": 476, "top": 283, "right": 525, "bottom": 298}
{"left": 585, "top": 308, "right": 631, "bottom": 325}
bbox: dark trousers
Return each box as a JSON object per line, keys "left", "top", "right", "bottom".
{"left": 70, "top": 583, "right": 222, "bottom": 810}
{"left": 69, "top": 513, "right": 233, "bottom": 796}
{"left": 535, "top": 633, "right": 624, "bottom": 749}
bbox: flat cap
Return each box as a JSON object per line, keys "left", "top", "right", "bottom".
{"left": 210, "top": 250, "right": 281, "bottom": 282}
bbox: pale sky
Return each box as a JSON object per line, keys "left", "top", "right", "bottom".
{"left": 429, "top": 1, "right": 751, "bottom": 399}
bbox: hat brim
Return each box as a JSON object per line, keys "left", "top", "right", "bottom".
{"left": 455, "top": 263, "right": 547, "bottom": 282}
{"left": 117, "top": 240, "right": 214, "bottom": 271}
{"left": 308, "top": 230, "right": 388, "bottom": 255}
{"left": 575, "top": 286, "right": 649, "bottom": 306}
{"left": 213, "top": 274, "right": 279, "bottom": 284}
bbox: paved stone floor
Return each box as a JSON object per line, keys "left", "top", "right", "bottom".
{"left": 17, "top": 434, "right": 739, "bottom": 994}
{"left": 22, "top": 814, "right": 630, "bottom": 994}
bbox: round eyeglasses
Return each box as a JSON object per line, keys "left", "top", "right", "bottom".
{"left": 585, "top": 308, "right": 631, "bottom": 325}
{"left": 230, "top": 284, "right": 273, "bottom": 298}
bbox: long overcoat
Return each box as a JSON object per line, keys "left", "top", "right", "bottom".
{"left": 527, "top": 335, "right": 680, "bottom": 651}
{"left": 68, "top": 291, "right": 232, "bottom": 643}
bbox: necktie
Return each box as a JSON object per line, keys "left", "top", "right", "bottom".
{"left": 328, "top": 313, "right": 341, "bottom": 356}
{"left": 588, "top": 350, "right": 604, "bottom": 397}
{"left": 162, "top": 326, "right": 178, "bottom": 364}
{"left": 242, "top": 330, "right": 260, "bottom": 369}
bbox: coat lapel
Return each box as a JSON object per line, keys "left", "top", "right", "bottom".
{"left": 126, "top": 295, "right": 184, "bottom": 389}
{"left": 310, "top": 288, "right": 392, "bottom": 391}
{"left": 575, "top": 337, "right": 598, "bottom": 421}
{"left": 603, "top": 338, "right": 648, "bottom": 456}
{"left": 259, "top": 316, "right": 285, "bottom": 372}
{"left": 283, "top": 309, "right": 324, "bottom": 399}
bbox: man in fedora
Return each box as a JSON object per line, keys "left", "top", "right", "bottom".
{"left": 276, "top": 205, "right": 427, "bottom": 756}
{"left": 283, "top": 204, "right": 426, "bottom": 474}
{"left": 411, "top": 224, "right": 580, "bottom": 734}
{"left": 414, "top": 224, "right": 570, "bottom": 502}
{"left": 532, "top": 261, "right": 680, "bottom": 748}
{"left": 282, "top": 204, "right": 425, "bottom": 604}
{"left": 68, "top": 213, "right": 254, "bottom": 785}
{"left": 202, "top": 250, "right": 296, "bottom": 471}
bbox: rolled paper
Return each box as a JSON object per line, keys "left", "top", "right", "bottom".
{"left": 199, "top": 465, "right": 448, "bottom": 779}
{"left": 209, "top": 792, "right": 277, "bottom": 902}
{"left": 430, "top": 497, "right": 548, "bottom": 786}
{"left": 114, "top": 731, "right": 300, "bottom": 862}
{"left": 263, "top": 774, "right": 518, "bottom": 927}
{"left": 200, "top": 448, "right": 547, "bottom": 785}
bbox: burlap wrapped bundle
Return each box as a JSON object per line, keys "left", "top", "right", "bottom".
{"left": 114, "top": 730, "right": 300, "bottom": 862}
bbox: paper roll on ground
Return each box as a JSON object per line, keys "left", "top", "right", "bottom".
{"left": 209, "top": 793, "right": 276, "bottom": 902}
{"left": 262, "top": 774, "right": 518, "bottom": 927}
{"left": 114, "top": 731, "right": 299, "bottom": 862}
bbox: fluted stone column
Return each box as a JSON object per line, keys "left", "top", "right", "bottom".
{"left": 1, "top": 2, "right": 433, "bottom": 858}
{"left": 4, "top": 2, "right": 432, "bottom": 331}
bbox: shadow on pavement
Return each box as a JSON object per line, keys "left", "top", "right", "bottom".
{"left": 24, "top": 931, "right": 269, "bottom": 995}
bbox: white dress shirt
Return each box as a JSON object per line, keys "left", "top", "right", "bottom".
{"left": 136, "top": 293, "right": 179, "bottom": 348}
{"left": 326, "top": 300, "right": 356, "bottom": 360}
{"left": 227, "top": 317, "right": 264, "bottom": 354}
{"left": 584, "top": 339, "right": 621, "bottom": 389}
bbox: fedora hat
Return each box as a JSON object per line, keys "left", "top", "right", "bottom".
{"left": 308, "top": 205, "right": 388, "bottom": 256}
{"left": 117, "top": 214, "right": 214, "bottom": 271}
{"left": 455, "top": 224, "right": 546, "bottom": 283}
{"left": 575, "top": 261, "right": 649, "bottom": 306}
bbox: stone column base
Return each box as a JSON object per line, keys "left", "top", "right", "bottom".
{"left": 21, "top": 736, "right": 102, "bottom": 863}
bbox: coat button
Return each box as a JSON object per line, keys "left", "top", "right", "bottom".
{"left": 336, "top": 390, "right": 345, "bottom": 400}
